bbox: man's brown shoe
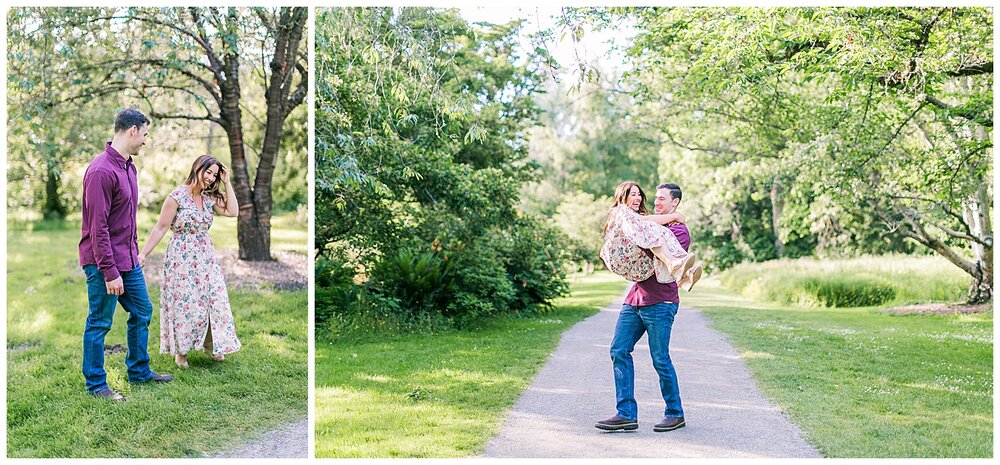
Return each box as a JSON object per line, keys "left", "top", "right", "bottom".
{"left": 595, "top": 415, "right": 638, "bottom": 431}
{"left": 131, "top": 372, "right": 174, "bottom": 383}
{"left": 149, "top": 372, "right": 174, "bottom": 382}
{"left": 654, "top": 416, "right": 685, "bottom": 432}
{"left": 92, "top": 388, "right": 126, "bottom": 401}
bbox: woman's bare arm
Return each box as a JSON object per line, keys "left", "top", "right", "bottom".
{"left": 139, "top": 196, "right": 179, "bottom": 266}
{"left": 213, "top": 170, "right": 239, "bottom": 217}
{"left": 641, "top": 212, "right": 686, "bottom": 225}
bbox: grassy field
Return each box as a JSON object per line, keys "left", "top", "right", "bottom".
{"left": 6, "top": 213, "right": 308, "bottom": 457}
{"left": 688, "top": 257, "right": 992, "bottom": 458}
{"left": 314, "top": 271, "right": 626, "bottom": 457}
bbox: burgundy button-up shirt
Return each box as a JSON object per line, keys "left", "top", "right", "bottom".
{"left": 624, "top": 222, "right": 691, "bottom": 306}
{"left": 78, "top": 142, "right": 139, "bottom": 282}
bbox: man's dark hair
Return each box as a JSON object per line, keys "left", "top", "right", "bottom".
{"left": 657, "top": 182, "right": 682, "bottom": 201}
{"left": 114, "top": 109, "right": 150, "bottom": 133}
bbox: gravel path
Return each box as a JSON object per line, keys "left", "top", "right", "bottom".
{"left": 213, "top": 417, "right": 308, "bottom": 458}
{"left": 484, "top": 291, "right": 822, "bottom": 458}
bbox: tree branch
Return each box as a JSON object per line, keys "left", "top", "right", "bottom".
{"left": 287, "top": 62, "right": 309, "bottom": 115}
{"left": 948, "top": 60, "right": 992, "bottom": 77}
{"left": 147, "top": 110, "right": 224, "bottom": 126}
{"left": 77, "top": 58, "right": 223, "bottom": 109}
{"left": 186, "top": 7, "right": 226, "bottom": 83}
{"left": 924, "top": 94, "right": 992, "bottom": 127}
{"left": 897, "top": 204, "right": 980, "bottom": 276}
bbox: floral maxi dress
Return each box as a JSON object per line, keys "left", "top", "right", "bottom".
{"left": 160, "top": 186, "right": 241, "bottom": 356}
{"left": 600, "top": 205, "right": 689, "bottom": 283}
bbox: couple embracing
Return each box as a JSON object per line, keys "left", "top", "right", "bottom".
{"left": 79, "top": 109, "right": 241, "bottom": 401}
{"left": 596, "top": 181, "right": 702, "bottom": 433}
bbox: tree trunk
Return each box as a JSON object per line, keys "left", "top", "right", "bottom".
{"left": 963, "top": 180, "right": 992, "bottom": 304}
{"left": 770, "top": 180, "right": 784, "bottom": 257}
{"left": 897, "top": 204, "right": 991, "bottom": 304}
{"left": 217, "top": 17, "right": 273, "bottom": 262}
{"left": 966, "top": 264, "right": 991, "bottom": 304}
{"left": 43, "top": 157, "right": 67, "bottom": 220}
{"left": 254, "top": 8, "right": 306, "bottom": 245}
{"left": 238, "top": 216, "right": 272, "bottom": 261}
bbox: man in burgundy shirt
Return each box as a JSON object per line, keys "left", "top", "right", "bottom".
{"left": 80, "top": 109, "right": 172, "bottom": 401}
{"left": 597, "top": 183, "right": 688, "bottom": 432}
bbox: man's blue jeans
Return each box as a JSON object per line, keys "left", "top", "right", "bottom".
{"left": 82, "top": 264, "right": 154, "bottom": 393}
{"left": 610, "top": 302, "right": 684, "bottom": 420}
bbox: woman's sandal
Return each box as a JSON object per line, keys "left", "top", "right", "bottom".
{"left": 678, "top": 264, "right": 703, "bottom": 292}
{"left": 666, "top": 252, "right": 697, "bottom": 281}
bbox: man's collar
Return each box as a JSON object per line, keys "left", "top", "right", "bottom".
{"left": 104, "top": 141, "right": 132, "bottom": 167}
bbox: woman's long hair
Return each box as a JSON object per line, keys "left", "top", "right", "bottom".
{"left": 185, "top": 155, "right": 227, "bottom": 211}
{"left": 602, "top": 181, "right": 648, "bottom": 238}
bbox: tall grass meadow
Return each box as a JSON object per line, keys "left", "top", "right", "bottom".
{"left": 718, "top": 254, "right": 968, "bottom": 308}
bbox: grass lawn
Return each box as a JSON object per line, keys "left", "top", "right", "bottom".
{"left": 314, "top": 271, "right": 626, "bottom": 457}
{"left": 685, "top": 276, "right": 992, "bottom": 458}
{"left": 6, "top": 215, "right": 308, "bottom": 458}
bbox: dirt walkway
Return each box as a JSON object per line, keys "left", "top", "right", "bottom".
{"left": 213, "top": 417, "right": 308, "bottom": 458}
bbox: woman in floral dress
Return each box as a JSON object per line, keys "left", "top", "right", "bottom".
{"left": 600, "top": 181, "right": 701, "bottom": 289}
{"left": 139, "top": 155, "right": 241, "bottom": 368}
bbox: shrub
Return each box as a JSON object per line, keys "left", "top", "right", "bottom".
{"left": 315, "top": 255, "right": 363, "bottom": 327}
{"left": 719, "top": 255, "right": 967, "bottom": 308}
{"left": 367, "top": 247, "right": 455, "bottom": 318}
{"left": 493, "top": 216, "right": 571, "bottom": 312}
{"left": 803, "top": 276, "right": 897, "bottom": 307}
{"left": 443, "top": 240, "right": 516, "bottom": 326}
{"left": 321, "top": 215, "right": 573, "bottom": 334}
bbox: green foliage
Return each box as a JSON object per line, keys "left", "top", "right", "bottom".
{"left": 564, "top": 7, "right": 992, "bottom": 286}
{"left": 315, "top": 8, "right": 568, "bottom": 329}
{"left": 441, "top": 242, "right": 516, "bottom": 326}
{"left": 368, "top": 247, "right": 460, "bottom": 320}
{"left": 802, "top": 276, "right": 896, "bottom": 308}
{"left": 492, "top": 216, "right": 571, "bottom": 312}
{"left": 321, "top": 217, "right": 572, "bottom": 334}
{"left": 314, "top": 255, "right": 363, "bottom": 328}
{"left": 521, "top": 77, "right": 660, "bottom": 219}
{"left": 720, "top": 254, "right": 968, "bottom": 307}
{"left": 551, "top": 190, "right": 609, "bottom": 264}
{"left": 7, "top": 8, "right": 307, "bottom": 221}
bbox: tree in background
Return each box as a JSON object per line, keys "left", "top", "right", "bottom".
{"left": 569, "top": 7, "right": 991, "bottom": 301}
{"left": 7, "top": 9, "right": 122, "bottom": 221}
{"left": 7, "top": 7, "right": 308, "bottom": 260}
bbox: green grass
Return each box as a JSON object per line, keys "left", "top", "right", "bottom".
{"left": 718, "top": 254, "right": 969, "bottom": 307}
{"left": 6, "top": 221, "right": 308, "bottom": 457}
{"left": 685, "top": 271, "right": 992, "bottom": 458}
{"left": 314, "top": 271, "right": 626, "bottom": 457}
{"left": 8, "top": 210, "right": 308, "bottom": 255}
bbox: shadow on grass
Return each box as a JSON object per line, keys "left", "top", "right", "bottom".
{"left": 6, "top": 226, "right": 308, "bottom": 458}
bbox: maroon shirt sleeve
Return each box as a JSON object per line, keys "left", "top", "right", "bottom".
{"left": 84, "top": 170, "right": 120, "bottom": 282}
{"left": 669, "top": 223, "right": 691, "bottom": 251}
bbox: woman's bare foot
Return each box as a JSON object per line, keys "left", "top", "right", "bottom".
{"left": 211, "top": 353, "right": 225, "bottom": 362}
{"left": 175, "top": 354, "right": 189, "bottom": 368}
